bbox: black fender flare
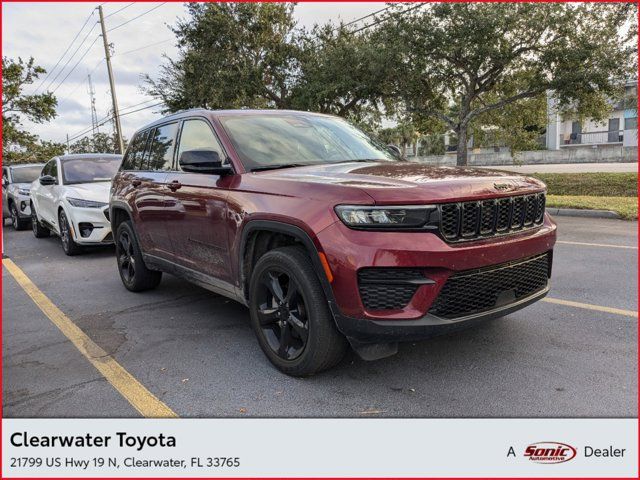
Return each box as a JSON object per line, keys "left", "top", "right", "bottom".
{"left": 238, "top": 220, "right": 339, "bottom": 315}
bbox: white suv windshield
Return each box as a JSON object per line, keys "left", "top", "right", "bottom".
{"left": 10, "top": 166, "right": 42, "bottom": 184}
{"left": 219, "top": 114, "right": 399, "bottom": 171}
{"left": 61, "top": 157, "right": 121, "bottom": 185}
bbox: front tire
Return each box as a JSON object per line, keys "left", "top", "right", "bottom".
{"left": 59, "top": 209, "right": 82, "bottom": 256}
{"left": 249, "top": 246, "right": 347, "bottom": 376}
{"left": 116, "top": 220, "right": 162, "bottom": 292}
{"left": 10, "top": 203, "right": 29, "bottom": 230}
{"left": 31, "top": 203, "right": 50, "bottom": 238}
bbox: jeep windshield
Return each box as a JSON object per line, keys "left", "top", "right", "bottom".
{"left": 218, "top": 113, "right": 400, "bottom": 172}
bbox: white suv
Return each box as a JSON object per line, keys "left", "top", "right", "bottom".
{"left": 30, "top": 154, "right": 122, "bottom": 255}
{"left": 2, "top": 163, "right": 44, "bottom": 230}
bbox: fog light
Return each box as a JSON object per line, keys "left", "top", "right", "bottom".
{"left": 20, "top": 201, "right": 27, "bottom": 211}
{"left": 78, "top": 222, "right": 94, "bottom": 238}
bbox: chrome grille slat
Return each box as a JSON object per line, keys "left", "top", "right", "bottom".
{"left": 438, "top": 193, "right": 546, "bottom": 242}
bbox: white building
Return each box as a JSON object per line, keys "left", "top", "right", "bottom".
{"left": 546, "top": 79, "right": 637, "bottom": 150}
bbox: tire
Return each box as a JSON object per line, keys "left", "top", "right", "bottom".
{"left": 249, "top": 246, "right": 347, "bottom": 376}
{"left": 31, "top": 203, "right": 50, "bottom": 238}
{"left": 10, "top": 203, "right": 29, "bottom": 230}
{"left": 115, "top": 220, "right": 162, "bottom": 292}
{"left": 58, "top": 209, "right": 83, "bottom": 256}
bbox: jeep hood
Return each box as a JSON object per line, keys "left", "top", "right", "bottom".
{"left": 256, "top": 161, "right": 545, "bottom": 204}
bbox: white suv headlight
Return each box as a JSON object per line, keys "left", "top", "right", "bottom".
{"left": 17, "top": 188, "right": 30, "bottom": 196}
{"left": 335, "top": 205, "right": 436, "bottom": 228}
{"left": 66, "top": 197, "right": 108, "bottom": 208}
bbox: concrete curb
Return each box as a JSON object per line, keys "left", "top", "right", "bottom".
{"left": 548, "top": 207, "right": 622, "bottom": 219}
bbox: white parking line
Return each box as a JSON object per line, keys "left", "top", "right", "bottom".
{"left": 556, "top": 240, "right": 637, "bottom": 250}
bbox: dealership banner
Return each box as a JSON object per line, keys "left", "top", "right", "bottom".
{"left": 2, "top": 418, "right": 637, "bottom": 478}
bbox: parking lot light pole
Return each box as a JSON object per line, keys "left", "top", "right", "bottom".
{"left": 98, "top": 5, "right": 125, "bottom": 155}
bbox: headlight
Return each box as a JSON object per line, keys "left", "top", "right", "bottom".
{"left": 17, "top": 188, "right": 30, "bottom": 196}
{"left": 66, "top": 197, "right": 108, "bottom": 208}
{"left": 335, "top": 205, "right": 436, "bottom": 228}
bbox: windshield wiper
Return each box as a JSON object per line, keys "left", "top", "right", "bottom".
{"left": 251, "top": 163, "right": 310, "bottom": 172}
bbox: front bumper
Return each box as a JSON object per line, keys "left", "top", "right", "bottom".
{"left": 317, "top": 213, "right": 556, "bottom": 341}
{"left": 14, "top": 196, "right": 32, "bottom": 218}
{"left": 66, "top": 206, "right": 113, "bottom": 244}
{"left": 335, "top": 285, "right": 549, "bottom": 344}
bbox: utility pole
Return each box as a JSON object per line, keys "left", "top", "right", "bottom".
{"left": 87, "top": 74, "right": 99, "bottom": 137}
{"left": 66, "top": 134, "right": 70, "bottom": 154}
{"left": 98, "top": 5, "right": 124, "bottom": 154}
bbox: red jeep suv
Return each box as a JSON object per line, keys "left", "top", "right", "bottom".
{"left": 110, "top": 109, "right": 556, "bottom": 376}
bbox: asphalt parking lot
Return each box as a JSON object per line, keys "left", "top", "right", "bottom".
{"left": 2, "top": 216, "right": 637, "bottom": 418}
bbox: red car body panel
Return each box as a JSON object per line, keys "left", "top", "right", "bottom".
{"left": 111, "top": 109, "right": 557, "bottom": 343}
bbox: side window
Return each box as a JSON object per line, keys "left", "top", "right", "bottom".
{"left": 3, "top": 168, "right": 9, "bottom": 184}
{"left": 122, "top": 131, "right": 148, "bottom": 171}
{"left": 176, "top": 119, "right": 225, "bottom": 169}
{"left": 50, "top": 160, "right": 58, "bottom": 180}
{"left": 42, "top": 160, "right": 54, "bottom": 178}
{"left": 146, "top": 123, "right": 179, "bottom": 171}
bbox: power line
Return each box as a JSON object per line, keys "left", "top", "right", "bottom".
{"left": 349, "top": 3, "right": 425, "bottom": 35}
{"left": 44, "top": 21, "right": 99, "bottom": 92}
{"left": 107, "top": 3, "right": 167, "bottom": 33}
{"left": 66, "top": 102, "right": 163, "bottom": 143}
{"left": 33, "top": 9, "right": 96, "bottom": 93}
{"left": 115, "top": 38, "right": 173, "bottom": 57}
{"left": 104, "top": 2, "right": 135, "bottom": 19}
{"left": 50, "top": 35, "right": 101, "bottom": 94}
{"left": 341, "top": 6, "right": 390, "bottom": 29}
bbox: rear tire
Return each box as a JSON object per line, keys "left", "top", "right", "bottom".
{"left": 249, "top": 246, "right": 347, "bottom": 376}
{"left": 116, "top": 220, "right": 162, "bottom": 292}
{"left": 59, "top": 209, "right": 82, "bottom": 256}
{"left": 10, "top": 203, "right": 29, "bottom": 230}
{"left": 31, "top": 203, "right": 50, "bottom": 238}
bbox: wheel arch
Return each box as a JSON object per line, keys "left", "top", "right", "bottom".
{"left": 239, "top": 220, "right": 338, "bottom": 312}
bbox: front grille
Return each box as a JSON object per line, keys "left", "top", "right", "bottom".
{"left": 429, "top": 253, "right": 550, "bottom": 319}
{"left": 439, "top": 193, "right": 545, "bottom": 242}
{"left": 358, "top": 268, "right": 424, "bottom": 310}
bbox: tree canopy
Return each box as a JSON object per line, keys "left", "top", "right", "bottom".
{"left": 146, "top": 2, "right": 637, "bottom": 165}
{"left": 2, "top": 56, "right": 65, "bottom": 164}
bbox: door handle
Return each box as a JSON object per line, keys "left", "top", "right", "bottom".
{"left": 168, "top": 180, "right": 182, "bottom": 191}
{"left": 131, "top": 179, "right": 141, "bottom": 187}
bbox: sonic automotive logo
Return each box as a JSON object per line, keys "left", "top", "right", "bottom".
{"left": 524, "top": 442, "right": 577, "bottom": 464}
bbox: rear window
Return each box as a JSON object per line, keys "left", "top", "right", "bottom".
{"left": 61, "top": 157, "right": 121, "bottom": 185}
{"left": 121, "top": 131, "right": 149, "bottom": 171}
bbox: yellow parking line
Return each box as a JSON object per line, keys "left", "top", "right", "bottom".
{"left": 3, "top": 258, "right": 178, "bottom": 418}
{"left": 543, "top": 297, "right": 637, "bottom": 318}
{"left": 557, "top": 240, "right": 637, "bottom": 250}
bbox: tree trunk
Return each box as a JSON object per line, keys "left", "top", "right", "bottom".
{"left": 456, "top": 127, "right": 468, "bottom": 166}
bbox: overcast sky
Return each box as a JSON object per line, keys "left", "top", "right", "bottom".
{"left": 3, "top": 2, "right": 385, "bottom": 146}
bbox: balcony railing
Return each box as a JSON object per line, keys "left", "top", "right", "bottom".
{"left": 559, "top": 130, "right": 624, "bottom": 146}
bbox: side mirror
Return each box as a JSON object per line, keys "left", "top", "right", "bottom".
{"left": 39, "top": 175, "right": 56, "bottom": 186}
{"left": 179, "top": 149, "right": 232, "bottom": 175}
{"left": 387, "top": 144, "right": 402, "bottom": 157}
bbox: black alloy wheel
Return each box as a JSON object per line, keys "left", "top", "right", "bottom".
{"left": 117, "top": 229, "right": 136, "bottom": 284}
{"left": 255, "top": 269, "right": 309, "bottom": 361}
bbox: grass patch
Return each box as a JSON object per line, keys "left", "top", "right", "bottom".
{"left": 532, "top": 172, "right": 637, "bottom": 197}
{"left": 546, "top": 195, "right": 637, "bottom": 220}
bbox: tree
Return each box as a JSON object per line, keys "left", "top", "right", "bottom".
{"left": 380, "top": 3, "right": 637, "bottom": 165}
{"left": 146, "top": 4, "right": 392, "bottom": 126}
{"left": 2, "top": 57, "right": 63, "bottom": 164}
{"left": 69, "top": 132, "right": 126, "bottom": 154}
{"left": 146, "top": 3, "right": 301, "bottom": 111}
